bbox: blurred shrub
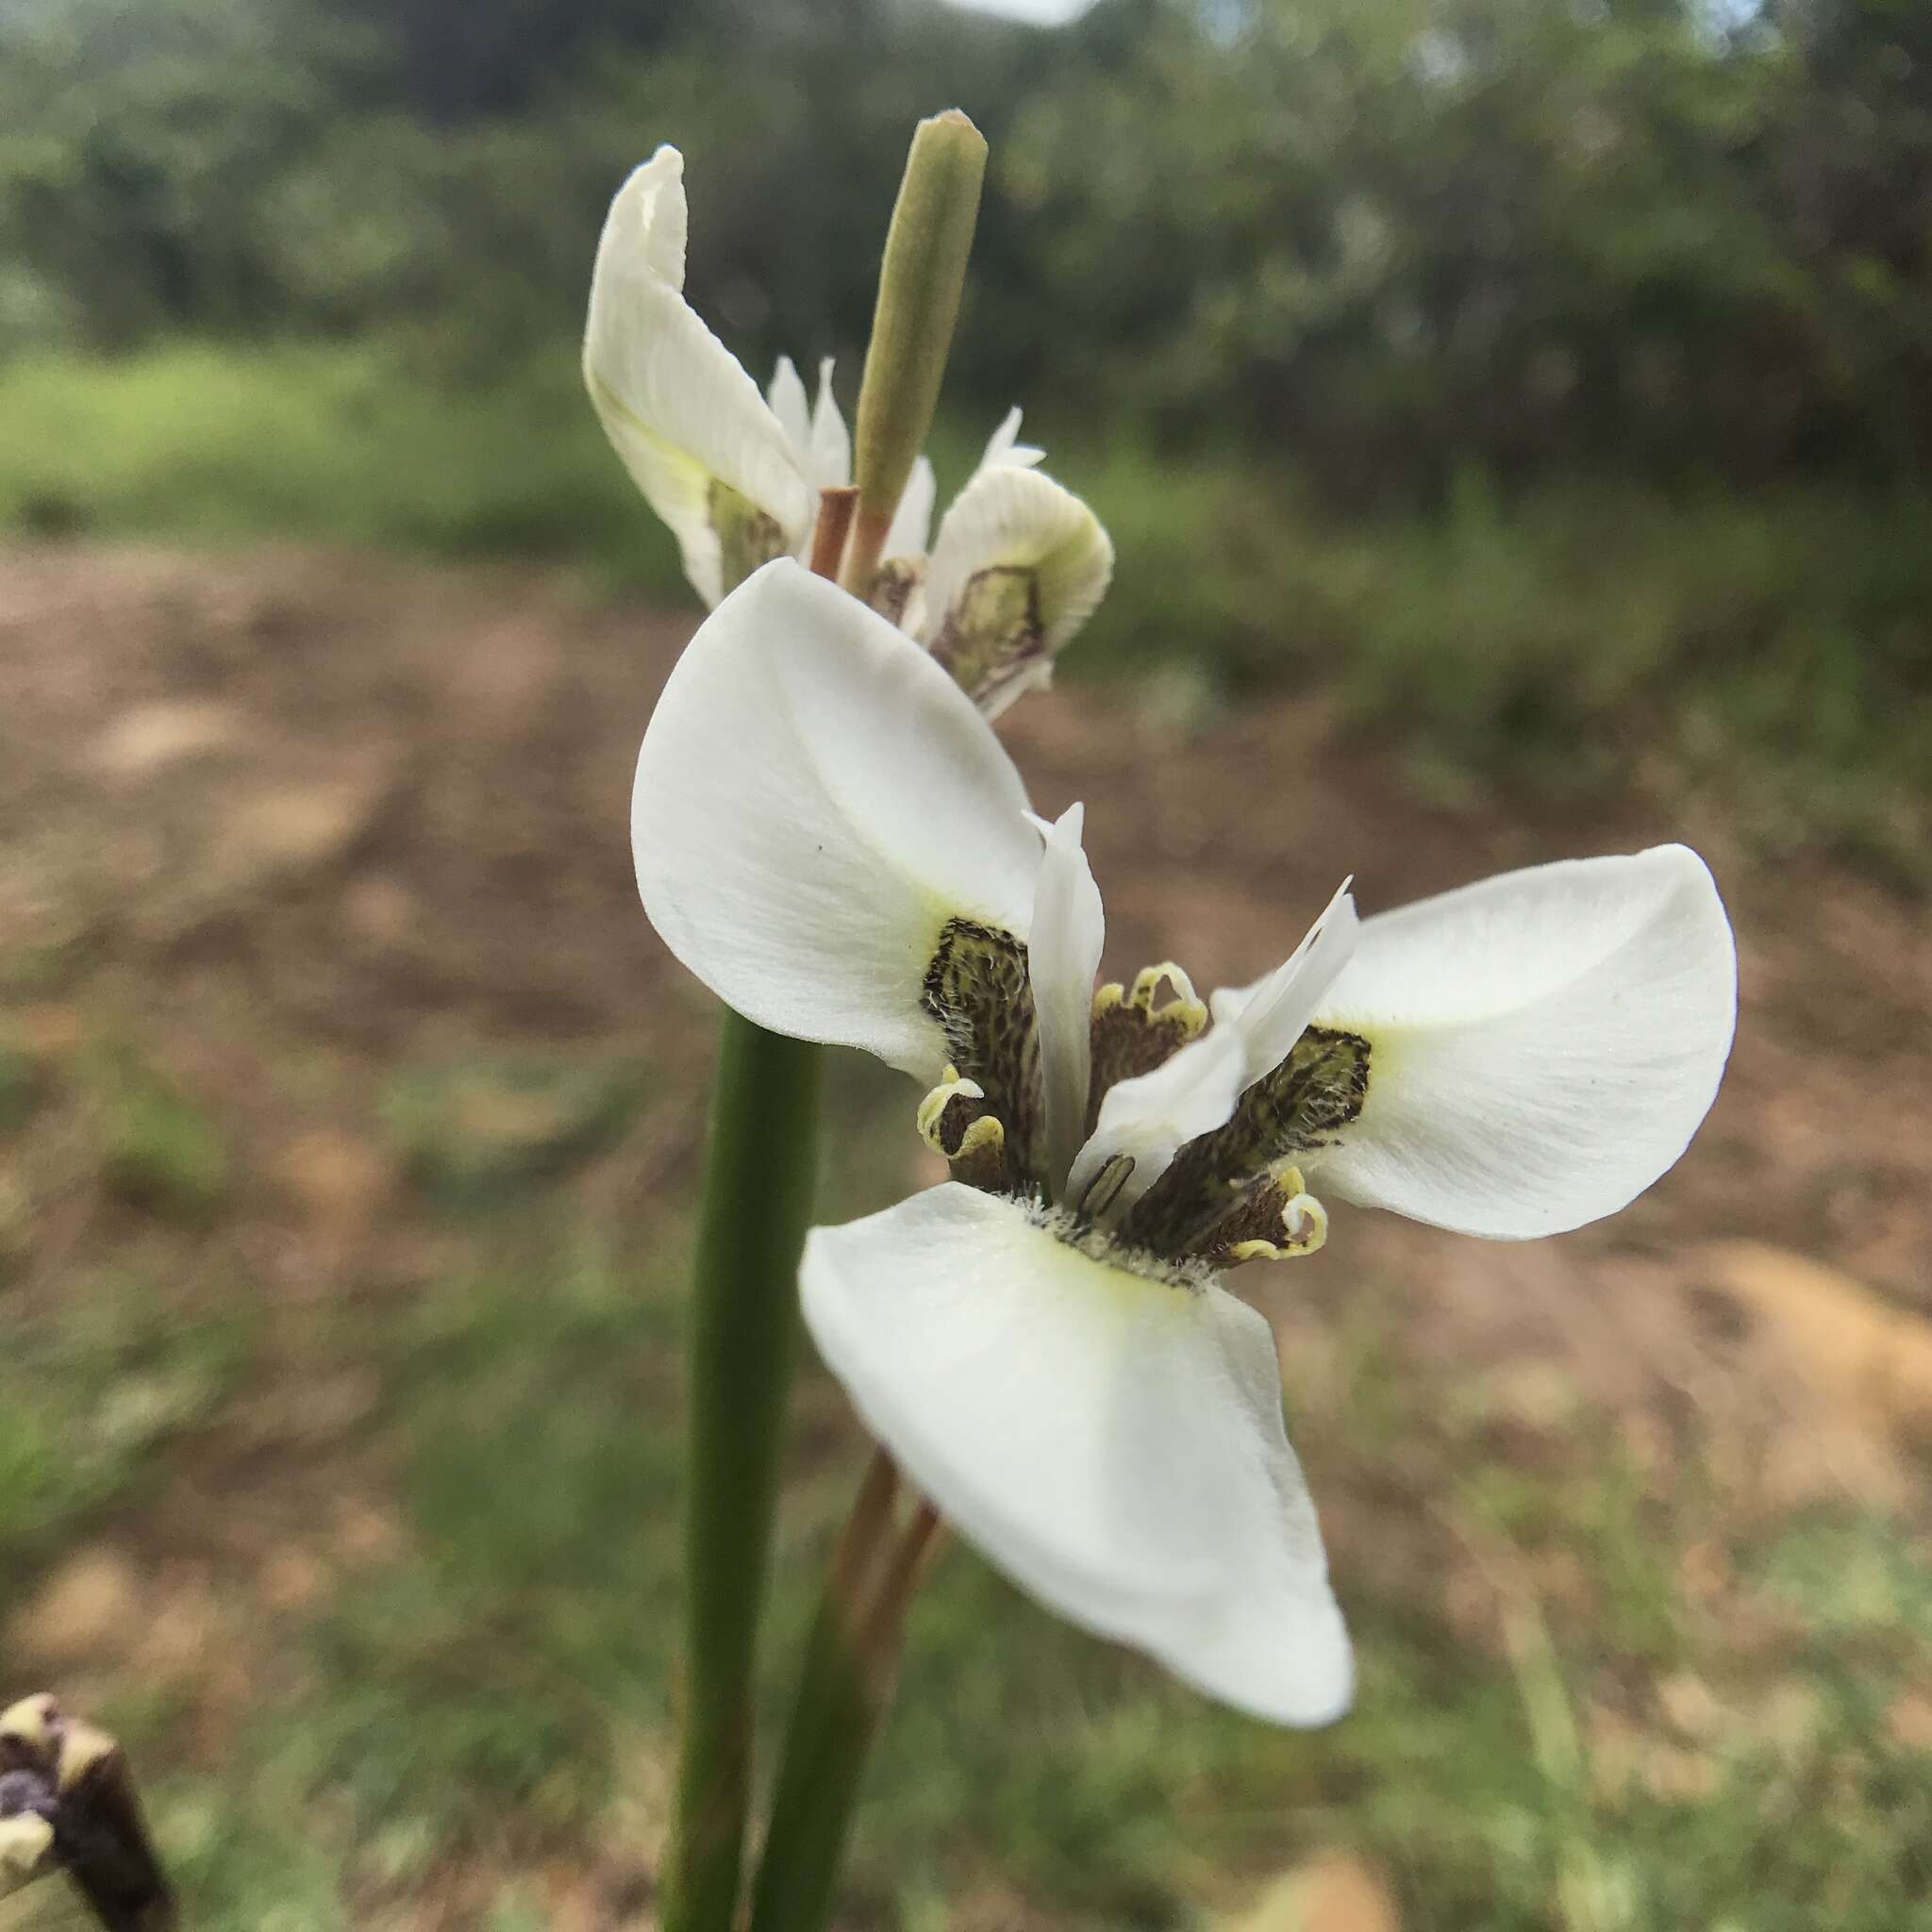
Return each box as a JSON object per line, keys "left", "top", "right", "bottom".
{"left": 1, "top": 0, "right": 1925, "bottom": 496}
{"left": 1008, "top": 0, "right": 1932, "bottom": 494}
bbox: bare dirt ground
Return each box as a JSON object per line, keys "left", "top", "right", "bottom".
{"left": 8, "top": 547, "right": 1925, "bottom": 1271}
{"left": 2, "top": 541, "right": 1929, "bottom": 1922}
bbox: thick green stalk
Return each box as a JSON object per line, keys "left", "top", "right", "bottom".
{"left": 744, "top": 1607, "right": 873, "bottom": 1932}
{"left": 842, "top": 108, "right": 987, "bottom": 592}
{"left": 742, "top": 107, "right": 987, "bottom": 1932}
{"left": 662, "top": 1012, "right": 823, "bottom": 1932}
{"left": 748, "top": 1467, "right": 940, "bottom": 1932}
{"left": 663, "top": 109, "right": 985, "bottom": 1931}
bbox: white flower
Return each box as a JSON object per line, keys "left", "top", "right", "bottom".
{"left": 584, "top": 145, "right": 1114, "bottom": 716}
{"left": 631, "top": 560, "right": 1738, "bottom": 1724}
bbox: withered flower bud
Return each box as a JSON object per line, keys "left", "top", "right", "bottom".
{"left": 0, "top": 1695, "right": 177, "bottom": 1932}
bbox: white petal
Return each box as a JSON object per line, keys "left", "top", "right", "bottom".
{"left": 611, "top": 143, "right": 687, "bottom": 291}
{"left": 585, "top": 167, "right": 813, "bottom": 604}
{"left": 810, "top": 357, "right": 852, "bottom": 493}
{"left": 803, "top": 1184, "right": 1353, "bottom": 1724}
{"left": 979, "top": 405, "right": 1046, "bottom": 472}
{"left": 1066, "top": 1024, "right": 1248, "bottom": 1220}
{"left": 632, "top": 560, "right": 1043, "bottom": 1078}
{"left": 768, "top": 354, "right": 812, "bottom": 459}
{"left": 883, "top": 455, "right": 937, "bottom": 562}
{"left": 1210, "top": 880, "right": 1358, "bottom": 1087}
{"left": 921, "top": 464, "right": 1115, "bottom": 715}
{"left": 1029, "top": 803, "right": 1105, "bottom": 1196}
{"left": 1307, "top": 845, "right": 1738, "bottom": 1238}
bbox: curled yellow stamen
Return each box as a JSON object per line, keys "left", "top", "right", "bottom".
{"left": 1276, "top": 1190, "right": 1328, "bottom": 1257}
{"left": 916, "top": 1066, "right": 1008, "bottom": 1191}
{"left": 1221, "top": 1164, "right": 1329, "bottom": 1263}
{"left": 916, "top": 1065, "right": 982, "bottom": 1152}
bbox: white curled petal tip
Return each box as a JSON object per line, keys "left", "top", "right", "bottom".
{"left": 632, "top": 560, "right": 1044, "bottom": 1078}
{"left": 925, "top": 464, "right": 1114, "bottom": 653}
{"left": 980, "top": 405, "right": 1047, "bottom": 471}
{"left": 1280, "top": 1191, "right": 1328, "bottom": 1254}
{"left": 1226, "top": 1184, "right": 1328, "bottom": 1263}
{"left": 916, "top": 1069, "right": 985, "bottom": 1149}
{"left": 1215, "top": 879, "right": 1359, "bottom": 1088}
{"left": 605, "top": 145, "right": 688, "bottom": 291}
{"left": 1310, "top": 843, "right": 1739, "bottom": 1239}
{"left": 802, "top": 1183, "right": 1354, "bottom": 1724}
{"left": 585, "top": 163, "right": 813, "bottom": 602}
{"left": 810, "top": 357, "right": 853, "bottom": 493}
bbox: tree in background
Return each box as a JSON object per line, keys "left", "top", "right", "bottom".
{"left": 0, "top": 0, "right": 1924, "bottom": 491}
{"left": 1009, "top": 0, "right": 1929, "bottom": 492}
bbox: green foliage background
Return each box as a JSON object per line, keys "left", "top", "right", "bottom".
{"left": 2, "top": 8, "right": 1931, "bottom": 1925}
{"left": 3, "top": 0, "right": 1927, "bottom": 495}
{"left": 2, "top": 0, "right": 1928, "bottom": 876}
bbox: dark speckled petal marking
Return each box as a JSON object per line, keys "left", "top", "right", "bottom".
{"left": 1124, "top": 1026, "right": 1369, "bottom": 1254}
{"left": 1086, "top": 966, "right": 1208, "bottom": 1134}
{"left": 864, "top": 558, "right": 924, "bottom": 629}
{"left": 927, "top": 564, "right": 1045, "bottom": 714}
{"left": 708, "top": 476, "right": 789, "bottom": 596}
{"left": 922, "top": 918, "right": 1041, "bottom": 1186}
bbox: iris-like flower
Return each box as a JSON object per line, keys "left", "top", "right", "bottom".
{"left": 632, "top": 561, "right": 1738, "bottom": 1725}
{"left": 584, "top": 146, "right": 1114, "bottom": 715}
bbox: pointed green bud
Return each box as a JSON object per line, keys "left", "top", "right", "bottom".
{"left": 845, "top": 109, "right": 987, "bottom": 591}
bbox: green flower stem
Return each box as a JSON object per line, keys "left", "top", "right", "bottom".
{"left": 737, "top": 109, "right": 984, "bottom": 1928}
{"left": 666, "top": 103, "right": 984, "bottom": 1925}
{"left": 662, "top": 481, "right": 857, "bottom": 1932}
{"left": 662, "top": 1010, "right": 824, "bottom": 1932}
{"left": 748, "top": 1456, "right": 943, "bottom": 1932}
{"left": 842, "top": 108, "right": 988, "bottom": 593}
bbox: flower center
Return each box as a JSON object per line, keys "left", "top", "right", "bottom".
{"left": 918, "top": 942, "right": 1373, "bottom": 1274}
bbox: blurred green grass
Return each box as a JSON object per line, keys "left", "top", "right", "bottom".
{"left": 84, "top": 1039, "right": 232, "bottom": 1227}
{"left": 0, "top": 1026, "right": 1925, "bottom": 1929}
{"left": 4, "top": 341, "right": 1931, "bottom": 1928}
{"left": 0, "top": 1268, "right": 251, "bottom": 1560}
{"left": 4, "top": 341, "right": 1929, "bottom": 882}
{"left": 1, "top": 1010, "right": 1926, "bottom": 1929}
{"left": 0, "top": 341, "right": 684, "bottom": 585}
{"left": 5, "top": 1213, "right": 1928, "bottom": 1930}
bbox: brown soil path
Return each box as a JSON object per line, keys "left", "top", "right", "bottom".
{"left": 3, "top": 537, "right": 1927, "bottom": 1545}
